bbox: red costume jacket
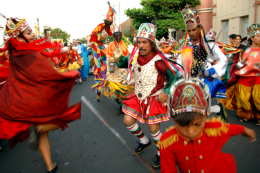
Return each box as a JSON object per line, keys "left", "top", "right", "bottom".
{"left": 159, "top": 118, "right": 245, "bottom": 173}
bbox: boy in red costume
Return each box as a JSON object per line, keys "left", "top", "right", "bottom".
{"left": 159, "top": 47, "right": 256, "bottom": 173}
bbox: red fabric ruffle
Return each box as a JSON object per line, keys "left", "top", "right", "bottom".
{"left": 0, "top": 50, "right": 81, "bottom": 148}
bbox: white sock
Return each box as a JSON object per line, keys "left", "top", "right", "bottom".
{"left": 157, "top": 150, "right": 160, "bottom": 156}
{"left": 210, "top": 105, "right": 220, "bottom": 113}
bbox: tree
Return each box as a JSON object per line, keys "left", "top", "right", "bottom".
{"left": 79, "top": 37, "right": 87, "bottom": 44}
{"left": 122, "top": 26, "right": 136, "bottom": 42}
{"left": 50, "top": 28, "right": 71, "bottom": 43}
{"left": 125, "top": 0, "right": 201, "bottom": 39}
{"left": 107, "top": 35, "right": 114, "bottom": 42}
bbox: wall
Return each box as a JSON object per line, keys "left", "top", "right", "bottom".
{"left": 169, "top": 0, "right": 213, "bottom": 41}
{"left": 197, "top": 0, "right": 213, "bottom": 33}
{"left": 120, "top": 18, "right": 136, "bottom": 34}
{"left": 213, "top": 0, "right": 260, "bottom": 43}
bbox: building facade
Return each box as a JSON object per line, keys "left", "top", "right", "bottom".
{"left": 213, "top": 0, "right": 260, "bottom": 44}
{"left": 169, "top": 0, "right": 213, "bottom": 42}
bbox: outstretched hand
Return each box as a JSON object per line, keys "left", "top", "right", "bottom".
{"left": 243, "top": 127, "right": 256, "bottom": 142}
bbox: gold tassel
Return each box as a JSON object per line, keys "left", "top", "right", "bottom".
{"left": 204, "top": 117, "right": 229, "bottom": 137}
{"left": 158, "top": 134, "right": 179, "bottom": 150}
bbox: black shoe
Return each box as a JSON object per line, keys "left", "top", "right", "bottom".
{"left": 83, "top": 79, "right": 86, "bottom": 81}
{"left": 28, "top": 126, "right": 39, "bottom": 151}
{"left": 79, "top": 82, "right": 82, "bottom": 85}
{"left": 152, "top": 154, "right": 161, "bottom": 169}
{"left": 47, "top": 164, "right": 58, "bottom": 173}
{"left": 217, "top": 103, "right": 228, "bottom": 123}
{"left": 135, "top": 139, "right": 151, "bottom": 155}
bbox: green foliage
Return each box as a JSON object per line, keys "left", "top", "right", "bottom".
{"left": 125, "top": 0, "right": 201, "bottom": 39}
{"left": 122, "top": 27, "right": 136, "bottom": 42}
{"left": 107, "top": 36, "right": 114, "bottom": 42}
{"left": 79, "top": 37, "right": 87, "bottom": 44}
{"left": 50, "top": 28, "right": 71, "bottom": 43}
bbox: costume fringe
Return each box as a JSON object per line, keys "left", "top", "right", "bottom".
{"left": 205, "top": 117, "right": 229, "bottom": 137}
{"left": 158, "top": 133, "right": 179, "bottom": 150}
{"left": 157, "top": 126, "right": 178, "bottom": 150}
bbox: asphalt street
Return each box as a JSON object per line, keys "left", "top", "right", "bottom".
{"left": 0, "top": 75, "right": 260, "bottom": 173}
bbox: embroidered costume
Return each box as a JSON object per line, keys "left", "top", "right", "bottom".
{"left": 176, "top": 10, "right": 228, "bottom": 110}
{"left": 121, "top": 23, "right": 182, "bottom": 169}
{"left": 121, "top": 23, "right": 181, "bottom": 124}
{"left": 159, "top": 120, "right": 244, "bottom": 173}
{"left": 160, "top": 48, "right": 245, "bottom": 173}
{"left": 225, "top": 23, "right": 260, "bottom": 122}
{"left": 92, "top": 23, "right": 134, "bottom": 102}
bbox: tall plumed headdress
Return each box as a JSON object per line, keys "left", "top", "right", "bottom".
{"left": 137, "top": 23, "right": 156, "bottom": 42}
{"left": 247, "top": 23, "right": 260, "bottom": 38}
{"left": 169, "top": 47, "right": 211, "bottom": 116}
{"left": 111, "top": 23, "right": 121, "bottom": 34}
{"left": 104, "top": 1, "right": 117, "bottom": 22}
{"left": 5, "top": 18, "right": 29, "bottom": 38}
{"left": 182, "top": 9, "right": 201, "bottom": 29}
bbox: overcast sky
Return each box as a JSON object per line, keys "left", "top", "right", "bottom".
{"left": 0, "top": 0, "right": 142, "bottom": 40}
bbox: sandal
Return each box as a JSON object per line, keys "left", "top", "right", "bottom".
{"left": 256, "top": 121, "right": 260, "bottom": 126}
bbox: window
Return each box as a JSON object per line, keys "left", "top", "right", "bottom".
{"left": 242, "top": 16, "right": 248, "bottom": 38}
{"left": 173, "top": 31, "right": 176, "bottom": 40}
{"left": 223, "top": 20, "right": 229, "bottom": 44}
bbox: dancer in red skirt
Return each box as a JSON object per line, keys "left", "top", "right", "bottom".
{"left": 118, "top": 23, "right": 182, "bottom": 169}
{"left": 0, "top": 17, "right": 81, "bottom": 173}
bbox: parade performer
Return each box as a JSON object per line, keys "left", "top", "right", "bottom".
{"left": 67, "top": 44, "right": 82, "bottom": 84}
{"left": 0, "top": 36, "right": 9, "bottom": 64}
{"left": 120, "top": 23, "right": 182, "bottom": 169}
{"left": 0, "top": 17, "right": 81, "bottom": 173}
{"left": 177, "top": 9, "right": 228, "bottom": 121}
{"left": 90, "top": 1, "right": 115, "bottom": 101}
{"left": 81, "top": 43, "right": 90, "bottom": 80}
{"left": 93, "top": 23, "right": 134, "bottom": 107}
{"left": 225, "top": 24, "right": 260, "bottom": 125}
{"left": 159, "top": 47, "right": 256, "bottom": 173}
{"left": 57, "top": 47, "right": 69, "bottom": 74}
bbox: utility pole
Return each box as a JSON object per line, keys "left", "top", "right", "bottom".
{"left": 37, "top": 18, "right": 40, "bottom": 36}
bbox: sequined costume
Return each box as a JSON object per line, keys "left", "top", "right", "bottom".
{"left": 92, "top": 24, "right": 134, "bottom": 102}
{"left": 225, "top": 47, "right": 260, "bottom": 121}
{"left": 177, "top": 10, "right": 228, "bottom": 103}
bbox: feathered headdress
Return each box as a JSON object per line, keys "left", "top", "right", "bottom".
{"left": 104, "top": 1, "right": 117, "bottom": 22}
{"left": 169, "top": 47, "right": 211, "bottom": 116}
